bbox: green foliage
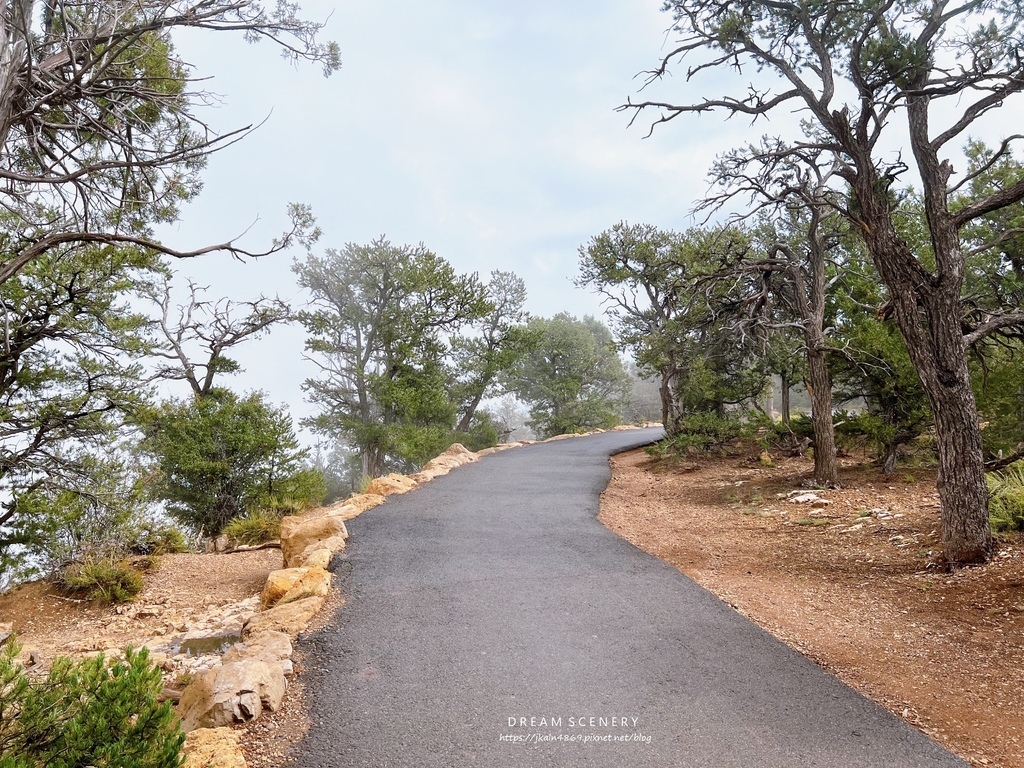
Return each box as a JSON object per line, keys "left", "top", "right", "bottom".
{"left": 1, "top": 456, "right": 168, "bottom": 587}
{"left": 132, "top": 522, "right": 191, "bottom": 556}
{"left": 645, "top": 413, "right": 746, "bottom": 459}
{"left": 142, "top": 389, "right": 320, "bottom": 534}
{"left": 449, "top": 271, "right": 536, "bottom": 432}
{"left": 830, "top": 245, "right": 932, "bottom": 473}
{"left": 0, "top": 245, "right": 160, "bottom": 585}
{"left": 455, "top": 413, "right": 501, "bottom": 452}
{"left": 505, "top": 314, "right": 631, "bottom": 439}
{"left": 973, "top": 344, "right": 1024, "bottom": 459}
{"left": 988, "top": 462, "right": 1024, "bottom": 533}
{"left": 746, "top": 410, "right": 815, "bottom": 451}
{"left": 0, "top": 641, "right": 185, "bottom": 768}
{"left": 221, "top": 511, "right": 282, "bottom": 546}
{"left": 295, "top": 238, "right": 493, "bottom": 477}
{"left": 958, "top": 143, "right": 1024, "bottom": 458}
{"left": 57, "top": 558, "right": 144, "bottom": 604}
{"left": 578, "top": 223, "right": 764, "bottom": 433}
{"left": 259, "top": 469, "right": 328, "bottom": 516}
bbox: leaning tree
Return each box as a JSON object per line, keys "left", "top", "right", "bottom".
{"left": 623, "top": 0, "right": 1024, "bottom": 564}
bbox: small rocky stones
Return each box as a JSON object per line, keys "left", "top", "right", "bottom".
{"left": 788, "top": 490, "right": 831, "bottom": 507}
{"left": 183, "top": 727, "right": 247, "bottom": 768}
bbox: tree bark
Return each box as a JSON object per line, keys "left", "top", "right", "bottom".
{"left": 456, "top": 391, "right": 484, "bottom": 434}
{"left": 805, "top": 341, "right": 839, "bottom": 486}
{"left": 881, "top": 441, "right": 898, "bottom": 476}
{"left": 858, "top": 190, "right": 993, "bottom": 565}
{"left": 660, "top": 363, "right": 683, "bottom": 435}
{"left": 780, "top": 370, "right": 791, "bottom": 431}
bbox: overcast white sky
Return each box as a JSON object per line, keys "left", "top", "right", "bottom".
{"left": 153, "top": 1, "right": 1020, "bottom": 435}
{"left": 156, "top": 0, "right": 751, "bottom": 427}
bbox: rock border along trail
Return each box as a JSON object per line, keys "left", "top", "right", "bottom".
{"left": 287, "top": 429, "right": 968, "bottom": 768}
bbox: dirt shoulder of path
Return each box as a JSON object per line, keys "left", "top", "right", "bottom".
{"left": 600, "top": 446, "right": 1024, "bottom": 768}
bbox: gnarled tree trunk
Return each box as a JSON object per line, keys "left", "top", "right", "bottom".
{"left": 858, "top": 189, "right": 992, "bottom": 565}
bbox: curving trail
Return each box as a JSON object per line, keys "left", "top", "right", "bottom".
{"left": 293, "top": 429, "right": 967, "bottom": 768}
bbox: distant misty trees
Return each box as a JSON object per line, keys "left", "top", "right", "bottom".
{"left": 504, "top": 314, "right": 632, "bottom": 440}
{"left": 293, "top": 238, "right": 636, "bottom": 485}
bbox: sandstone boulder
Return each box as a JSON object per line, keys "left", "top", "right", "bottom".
{"left": 280, "top": 515, "right": 347, "bottom": 568}
{"left": 409, "top": 464, "right": 452, "bottom": 483}
{"left": 300, "top": 547, "right": 332, "bottom": 570}
{"left": 345, "top": 493, "right": 387, "bottom": 513}
{"left": 278, "top": 567, "right": 331, "bottom": 606}
{"left": 440, "top": 442, "right": 476, "bottom": 460}
{"left": 321, "top": 503, "right": 357, "bottom": 519}
{"left": 418, "top": 457, "right": 458, "bottom": 476}
{"left": 261, "top": 566, "right": 331, "bottom": 608}
{"left": 364, "top": 473, "right": 418, "bottom": 497}
{"left": 183, "top": 727, "right": 247, "bottom": 768}
{"left": 260, "top": 568, "right": 306, "bottom": 608}
{"left": 294, "top": 536, "right": 346, "bottom": 568}
{"left": 420, "top": 443, "right": 478, "bottom": 477}
{"left": 177, "top": 660, "right": 287, "bottom": 731}
{"left": 222, "top": 630, "right": 293, "bottom": 676}
{"left": 241, "top": 595, "right": 325, "bottom": 639}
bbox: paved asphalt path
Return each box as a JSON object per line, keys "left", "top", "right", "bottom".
{"left": 293, "top": 429, "right": 967, "bottom": 767}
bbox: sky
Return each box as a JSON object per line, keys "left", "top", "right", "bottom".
{"left": 155, "top": 0, "right": 754, "bottom": 428}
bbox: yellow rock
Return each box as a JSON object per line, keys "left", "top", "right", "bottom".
{"left": 280, "top": 515, "right": 348, "bottom": 568}
{"left": 261, "top": 566, "right": 331, "bottom": 608}
{"left": 277, "top": 566, "right": 331, "bottom": 606}
{"left": 261, "top": 567, "right": 307, "bottom": 608}
{"left": 365, "top": 473, "right": 418, "bottom": 497}
{"left": 345, "top": 493, "right": 387, "bottom": 513}
{"left": 294, "top": 536, "right": 346, "bottom": 567}
{"left": 242, "top": 595, "right": 325, "bottom": 639}
{"left": 300, "top": 547, "right": 332, "bottom": 570}
{"left": 183, "top": 727, "right": 247, "bottom": 768}
{"left": 439, "top": 442, "right": 476, "bottom": 459}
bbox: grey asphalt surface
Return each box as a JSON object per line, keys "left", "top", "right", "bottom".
{"left": 293, "top": 429, "right": 968, "bottom": 767}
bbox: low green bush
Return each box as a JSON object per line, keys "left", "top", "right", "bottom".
{"left": 648, "top": 413, "right": 746, "bottom": 458}
{"left": 221, "top": 509, "right": 283, "bottom": 546}
{"left": 134, "top": 522, "right": 191, "bottom": 555}
{"left": 58, "top": 558, "right": 143, "bottom": 604}
{"left": 0, "top": 640, "right": 185, "bottom": 768}
{"left": 988, "top": 462, "right": 1024, "bottom": 533}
